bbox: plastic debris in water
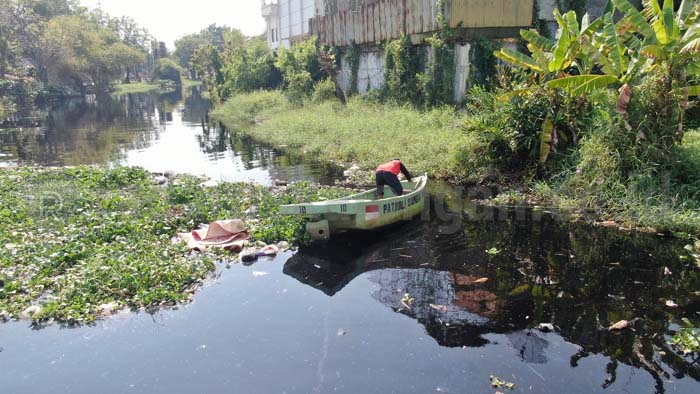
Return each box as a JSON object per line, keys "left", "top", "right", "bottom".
{"left": 485, "top": 248, "right": 501, "bottom": 256}
{"left": 538, "top": 323, "right": 555, "bottom": 332}
{"left": 665, "top": 300, "right": 679, "bottom": 308}
{"left": 252, "top": 271, "right": 269, "bottom": 277}
{"left": 401, "top": 293, "right": 414, "bottom": 309}
{"left": 490, "top": 375, "right": 515, "bottom": 390}
{"left": 337, "top": 329, "right": 347, "bottom": 336}
{"left": 608, "top": 320, "right": 632, "bottom": 331}
{"left": 430, "top": 304, "right": 448, "bottom": 313}
{"left": 261, "top": 244, "right": 279, "bottom": 256}
{"left": 473, "top": 277, "right": 489, "bottom": 284}
{"left": 664, "top": 266, "right": 672, "bottom": 275}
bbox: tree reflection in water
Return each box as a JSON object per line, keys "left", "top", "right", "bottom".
{"left": 284, "top": 204, "right": 700, "bottom": 392}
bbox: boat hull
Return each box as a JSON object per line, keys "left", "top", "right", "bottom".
{"left": 280, "top": 175, "right": 428, "bottom": 240}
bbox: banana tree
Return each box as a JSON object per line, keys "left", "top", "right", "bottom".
{"left": 551, "top": 0, "right": 700, "bottom": 99}
{"left": 609, "top": 0, "right": 700, "bottom": 148}
{"left": 495, "top": 10, "right": 605, "bottom": 163}
{"left": 497, "top": 0, "right": 700, "bottom": 163}
{"left": 495, "top": 9, "right": 600, "bottom": 79}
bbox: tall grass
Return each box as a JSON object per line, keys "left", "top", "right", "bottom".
{"left": 212, "top": 90, "right": 487, "bottom": 182}
{"left": 533, "top": 129, "right": 700, "bottom": 234}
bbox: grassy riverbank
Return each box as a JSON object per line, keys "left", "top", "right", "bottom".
{"left": 0, "top": 166, "right": 346, "bottom": 324}
{"left": 183, "top": 78, "right": 203, "bottom": 88}
{"left": 213, "top": 90, "right": 700, "bottom": 234}
{"left": 112, "top": 81, "right": 161, "bottom": 95}
{"left": 212, "top": 91, "right": 484, "bottom": 182}
{"left": 113, "top": 79, "right": 202, "bottom": 95}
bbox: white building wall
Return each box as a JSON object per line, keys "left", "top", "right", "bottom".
{"left": 264, "top": 0, "right": 316, "bottom": 51}
{"left": 302, "top": 1, "right": 314, "bottom": 34}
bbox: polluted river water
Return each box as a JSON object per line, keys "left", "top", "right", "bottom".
{"left": 0, "top": 88, "right": 699, "bottom": 394}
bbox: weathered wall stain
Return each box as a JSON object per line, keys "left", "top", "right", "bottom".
{"left": 310, "top": 0, "right": 534, "bottom": 46}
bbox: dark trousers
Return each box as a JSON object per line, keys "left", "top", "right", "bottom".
{"left": 375, "top": 171, "right": 403, "bottom": 197}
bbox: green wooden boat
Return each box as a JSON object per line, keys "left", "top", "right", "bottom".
{"left": 280, "top": 175, "right": 428, "bottom": 241}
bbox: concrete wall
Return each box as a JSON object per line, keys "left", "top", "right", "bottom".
{"left": 338, "top": 43, "right": 476, "bottom": 102}
{"left": 337, "top": 54, "right": 352, "bottom": 93}
{"left": 357, "top": 50, "right": 385, "bottom": 95}
{"left": 336, "top": 49, "right": 385, "bottom": 95}
{"left": 453, "top": 43, "right": 471, "bottom": 103}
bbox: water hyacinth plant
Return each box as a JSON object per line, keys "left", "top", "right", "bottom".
{"left": 0, "top": 166, "right": 348, "bottom": 324}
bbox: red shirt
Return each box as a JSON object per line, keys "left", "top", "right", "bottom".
{"left": 376, "top": 160, "right": 412, "bottom": 181}
{"left": 376, "top": 160, "right": 402, "bottom": 175}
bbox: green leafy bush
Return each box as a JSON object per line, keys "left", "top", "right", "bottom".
{"left": 275, "top": 36, "right": 325, "bottom": 84}
{"left": 284, "top": 71, "right": 313, "bottom": 105}
{"left": 273, "top": 37, "right": 327, "bottom": 105}
{"left": 151, "top": 58, "right": 183, "bottom": 86}
{"left": 312, "top": 78, "right": 337, "bottom": 103}
{"left": 219, "top": 38, "right": 282, "bottom": 99}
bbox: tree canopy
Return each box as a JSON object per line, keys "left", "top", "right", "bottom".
{"left": 0, "top": 0, "right": 154, "bottom": 93}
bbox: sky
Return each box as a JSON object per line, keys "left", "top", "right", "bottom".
{"left": 80, "top": 0, "right": 266, "bottom": 48}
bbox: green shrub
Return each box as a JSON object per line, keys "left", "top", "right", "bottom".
{"left": 219, "top": 38, "right": 282, "bottom": 99}
{"left": 284, "top": 71, "right": 313, "bottom": 105}
{"left": 274, "top": 36, "right": 325, "bottom": 84}
{"left": 312, "top": 78, "right": 336, "bottom": 103}
{"left": 462, "top": 86, "right": 517, "bottom": 170}
{"left": 686, "top": 99, "right": 700, "bottom": 129}
{"left": 151, "top": 58, "right": 183, "bottom": 86}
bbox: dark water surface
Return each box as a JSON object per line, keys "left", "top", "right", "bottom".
{"left": 0, "top": 88, "right": 340, "bottom": 184}
{"left": 1, "top": 91, "right": 699, "bottom": 394}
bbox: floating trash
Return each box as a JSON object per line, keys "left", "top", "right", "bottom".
{"left": 490, "top": 375, "right": 515, "bottom": 390}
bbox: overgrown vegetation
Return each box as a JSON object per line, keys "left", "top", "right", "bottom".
{"left": 486, "top": 0, "right": 700, "bottom": 233}
{"left": 151, "top": 58, "right": 183, "bottom": 87}
{"left": 344, "top": 40, "right": 361, "bottom": 96}
{"left": 173, "top": 24, "right": 241, "bottom": 77}
{"left": 380, "top": 0, "right": 456, "bottom": 107}
{"left": 0, "top": 166, "right": 348, "bottom": 324}
{"left": 212, "top": 90, "right": 480, "bottom": 180}
{"left": 274, "top": 37, "right": 328, "bottom": 105}
{"left": 468, "top": 38, "right": 500, "bottom": 88}
{"left": 219, "top": 38, "right": 281, "bottom": 98}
